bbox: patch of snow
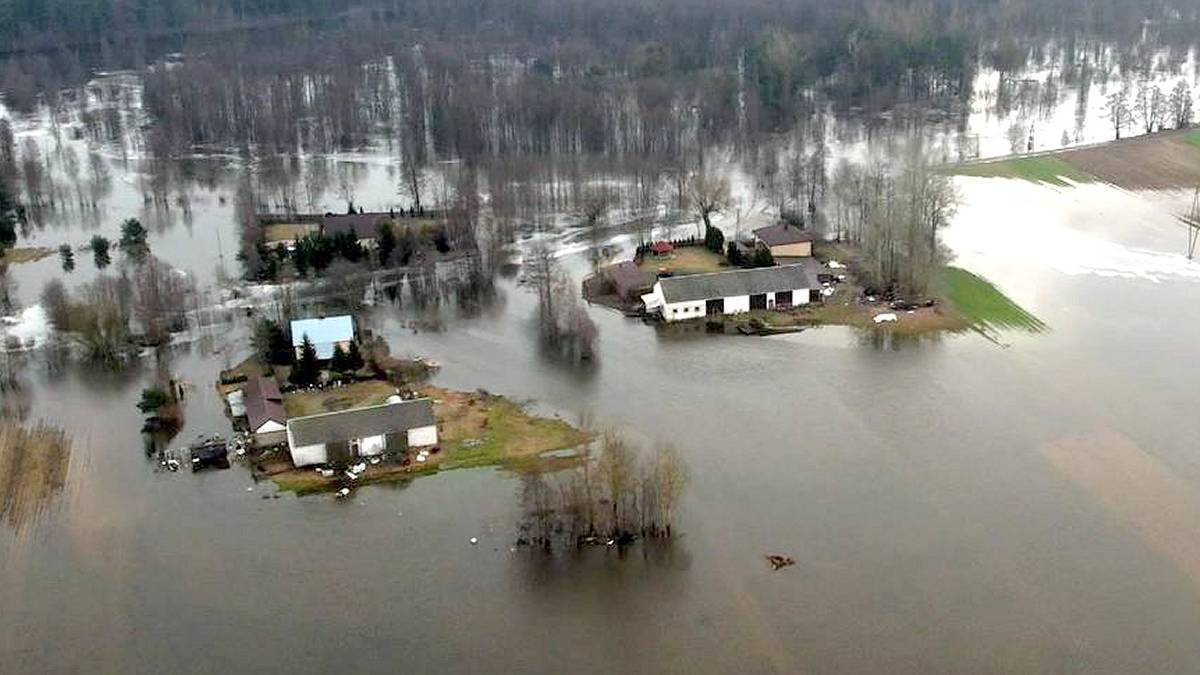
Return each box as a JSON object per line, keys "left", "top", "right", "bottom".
{"left": 1, "top": 305, "right": 51, "bottom": 350}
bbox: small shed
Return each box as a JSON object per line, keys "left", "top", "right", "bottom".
{"left": 607, "top": 261, "right": 651, "bottom": 301}
{"left": 753, "top": 224, "right": 814, "bottom": 259}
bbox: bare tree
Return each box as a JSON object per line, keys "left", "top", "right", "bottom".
{"left": 598, "top": 431, "right": 637, "bottom": 535}
{"left": 651, "top": 442, "right": 687, "bottom": 537}
{"left": 686, "top": 168, "right": 730, "bottom": 238}
{"left": 1105, "top": 89, "right": 1133, "bottom": 140}
{"left": 1169, "top": 81, "right": 1194, "bottom": 130}
{"left": 0, "top": 263, "right": 15, "bottom": 315}
{"left": 1134, "top": 81, "right": 1166, "bottom": 133}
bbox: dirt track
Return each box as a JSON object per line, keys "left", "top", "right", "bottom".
{"left": 1059, "top": 130, "right": 1200, "bottom": 190}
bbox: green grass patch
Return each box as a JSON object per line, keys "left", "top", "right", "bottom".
{"left": 950, "top": 156, "right": 1093, "bottom": 187}
{"left": 638, "top": 246, "right": 729, "bottom": 276}
{"left": 432, "top": 388, "right": 591, "bottom": 471}
{"left": 1184, "top": 130, "right": 1200, "bottom": 150}
{"left": 937, "top": 267, "right": 1046, "bottom": 334}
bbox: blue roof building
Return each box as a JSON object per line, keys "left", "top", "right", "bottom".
{"left": 290, "top": 316, "right": 356, "bottom": 360}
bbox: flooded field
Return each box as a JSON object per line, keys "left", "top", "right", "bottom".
{"left": 4, "top": 47, "right": 1200, "bottom": 674}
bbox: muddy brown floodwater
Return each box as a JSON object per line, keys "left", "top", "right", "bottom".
{"left": 5, "top": 175, "right": 1200, "bottom": 674}
{"left": 5, "top": 58, "right": 1200, "bottom": 672}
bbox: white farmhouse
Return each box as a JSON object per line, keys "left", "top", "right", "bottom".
{"left": 286, "top": 397, "right": 438, "bottom": 468}
{"left": 642, "top": 264, "right": 820, "bottom": 322}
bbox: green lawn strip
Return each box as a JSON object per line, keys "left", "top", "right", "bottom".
{"left": 950, "top": 156, "right": 1093, "bottom": 187}
{"left": 1184, "top": 130, "right": 1200, "bottom": 150}
{"left": 937, "top": 266, "right": 1046, "bottom": 333}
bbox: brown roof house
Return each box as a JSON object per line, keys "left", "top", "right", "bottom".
{"left": 243, "top": 376, "right": 288, "bottom": 447}
{"left": 753, "top": 223, "right": 814, "bottom": 260}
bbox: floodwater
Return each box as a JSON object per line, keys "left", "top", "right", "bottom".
{"left": 5, "top": 55, "right": 1200, "bottom": 674}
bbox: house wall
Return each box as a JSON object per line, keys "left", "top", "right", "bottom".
{"left": 408, "top": 425, "right": 438, "bottom": 448}
{"left": 724, "top": 295, "right": 750, "bottom": 314}
{"left": 660, "top": 287, "right": 811, "bottom": 322}
{"left": 767, "top": 288, "right": 812, "bottom": 308}
{"left": 662, "top": 300, "right": 705, "bottom": 322}
{"left": 254, "top": 420, "right": 287, "bottom": 448}
{"left": 358, "top": 434, "right": 387, "bottom": 457}
{"left": 257, "top": 420, "right": 286, "bottom": 434}
{"left": 769, "top": 241, "right": 812, "bottom": 258}
{"left": 290, "top": 442, "right": 328, "bottom": 467}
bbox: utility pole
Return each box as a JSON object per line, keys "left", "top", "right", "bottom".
{"left": 1182, "top": 187, "right": 1200, "bottom": 260}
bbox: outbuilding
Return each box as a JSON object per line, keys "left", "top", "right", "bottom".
{"left": 641, "top": 264, "right": 820, "bottom": 322}
{"left": 286, "top": 397, "right": 438, "bottom": 468}
{"left": 290, "top": 315, "right": 356, "bottom": 361}
{"left": 242, "top": 376, "right": 288, "bottom": 447}
{"left": 753, "top": 223, "right": 814, "bottom": 259}
{"left": 607, "top": 260, "right": 652, "bottom": 302}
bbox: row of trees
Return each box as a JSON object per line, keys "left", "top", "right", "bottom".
{"left": 527, "top": 240, "right": 598, "bottom": 362}
{"left": 1105, "top": 80, "right": 1194, "bottom": 140}
{"left": 519, "top": 431, "right": 687, "bottom": 550}
{"left": 826, "top": 147, "right": 959, "bottom": 296}
{"left": 40, "top": 255, "right": 197, "bottom": 362}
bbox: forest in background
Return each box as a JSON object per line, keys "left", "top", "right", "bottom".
{"left": 3, "top": 0, "right": 1200, "bottom": 318}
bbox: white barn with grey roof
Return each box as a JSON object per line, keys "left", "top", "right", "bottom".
{"left": 286, "top": 397, "right": 438, "bottom": 467}
{"left": 642, "top": 264, "right": 819, "bottom": 322}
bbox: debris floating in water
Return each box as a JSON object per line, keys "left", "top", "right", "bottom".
{"left": 766, "top": 555, "right": 795, "bottom": 571}
{"left": 469, "top": 537, "right": 479, "bottom": 545}
{"left": 335, "top": 487, "right": 351, "bottom": 499}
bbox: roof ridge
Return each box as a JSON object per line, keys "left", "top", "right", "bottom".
{"left": 660, "top": 263, "right": 809, "bottom": 283}
{"left": 288, "top": 396, "right": 431, "bottom": 423}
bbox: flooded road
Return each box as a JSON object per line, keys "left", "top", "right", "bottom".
{"left": 5, "top": 62, "right": 1200, "bottom": 673}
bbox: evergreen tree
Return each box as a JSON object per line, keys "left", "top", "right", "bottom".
{"left": 377, "top": 222, "right": 396, "bottom": 266}
{"left": 330, "top": 343, "right": 351, "bottom": 372}
{"left": 726, "top": 241, "right": 742, "bottom": 266}
{"left": 120, "top": 218, "right": 150, "bottom": 260}
{"left": 90, "top": 235, "right": 111, "bottom": 269}
{"left": 253, "top": 319, "right": 293, "bottom": 365}
{"left": 0, "top": 181, "right": 15, "bottom": 256}
{"left": 346, "top": 341, "right": 365, "bottom": 371}
{"left": 289, "top": 335, "right": 321, "bottom": 386}
{"left": 704, "top": 225, "right": 725, "bottom": 254}
{"left": 137, "top": 387, "right": 171, "bottom": 413}
{"left": 753, "top": 246, "right": 775, "bottom": 268}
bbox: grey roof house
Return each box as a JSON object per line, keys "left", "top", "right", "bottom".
{"left": 286, "top": 397, "right": 439, "bottom": 467}
{"left": 642, "top": 264, "right": 821, "bottom": 321}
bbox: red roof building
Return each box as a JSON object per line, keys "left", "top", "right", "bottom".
{"left": 648, "top": 241, "right": 675, "bottom": 256}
